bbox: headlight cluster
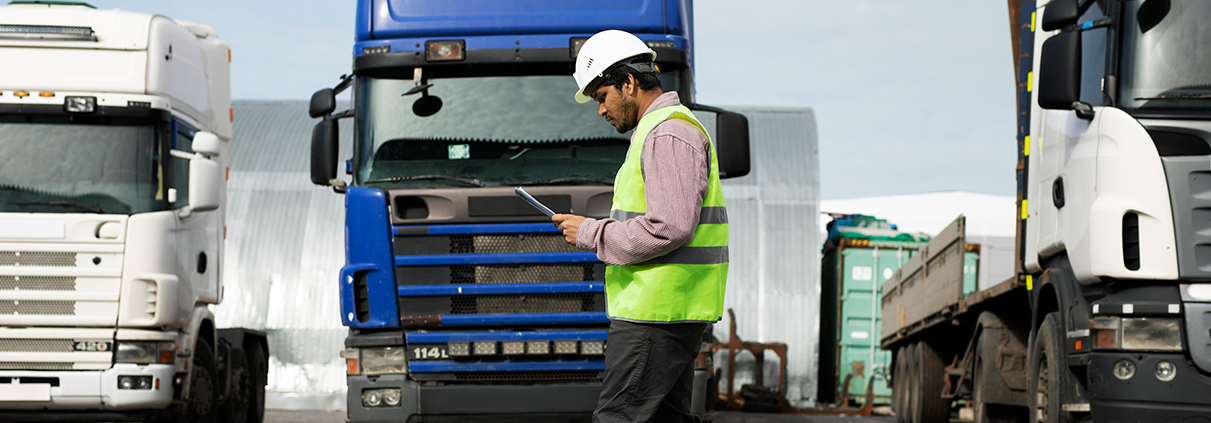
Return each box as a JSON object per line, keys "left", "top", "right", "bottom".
{"left": 117, "top": 375, "right": 153, "bottom": 390}
{"left": 115, "top": 342, "right": 176, "bottom": 364}
{"left": 362, "top": 388, "right": 401, "bottom": 407}
{"left": 360, "top": 347, "right": 407, "bottom": 375}
{"left": 1090, "top": 317, "right": 1182, "bottom": 351}
{"left": 448, "top": 340, "right": 604, "bottom": 356}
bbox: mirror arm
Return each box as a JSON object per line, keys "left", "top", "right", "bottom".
{"left": 331, "top": 109, "right": 355, "bottom": 120}
{"left": 333, "top": 74, "right": 354, "bottom": 95}
{"left": 685, "top": 103, "right": 729, "bottom": 114}
{"left": 1072, "top": 101, "right": 1096, "bottom": 120}
{"left": 330, "top": 179, "right": 348, "bottom": 194}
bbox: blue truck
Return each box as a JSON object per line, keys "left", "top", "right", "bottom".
{"left": 306, "top": 1, "right": 750, "bottom": 421}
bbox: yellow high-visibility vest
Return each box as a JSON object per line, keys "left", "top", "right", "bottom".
{"left": 606, "top": 104, "right": 729, "bottom": 323}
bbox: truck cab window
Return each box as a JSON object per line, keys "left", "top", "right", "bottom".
{"left": 173, "top": 120, "right": 195, "bottom": 207}
{"left": 1080, "top": 1, "right": 1109, "bottom": 106}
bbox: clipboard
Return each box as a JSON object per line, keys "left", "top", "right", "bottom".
{"left": 514, "top": 187, "right": 555, "bottom": 217}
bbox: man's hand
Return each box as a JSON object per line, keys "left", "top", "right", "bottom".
{"left": 552, "top": 214, "right": 586, "bottom": 245}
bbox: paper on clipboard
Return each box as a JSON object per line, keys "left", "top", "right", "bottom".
{"left": 514, "top": 187, "right": 555, "bottom": 217}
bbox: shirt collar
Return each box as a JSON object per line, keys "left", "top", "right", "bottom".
{"left": 641, "top": 91, "right": 682, "bottom": 118}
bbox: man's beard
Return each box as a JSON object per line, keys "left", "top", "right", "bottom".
{"left": 613, "top": 98, "right": 639, "bottom": 134}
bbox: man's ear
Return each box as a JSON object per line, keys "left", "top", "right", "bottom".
{"left": 622, "top": 73, "right": 638, "bottom": 97}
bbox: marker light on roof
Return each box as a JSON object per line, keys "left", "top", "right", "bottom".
{"left": 0, "top": 24, "right": 95, "bottom": 40}
{"left": 426, "top": 40, "right": 464, "bottom": 61}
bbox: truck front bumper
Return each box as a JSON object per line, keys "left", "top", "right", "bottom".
{"left": 0, "top": 364, "right": 174, "bottom": 411}
{"left": 1087, "top": 352, "right": 1211, "bottom": 422}
{"left": 348, "top": 374, "right": 600, "bottom": 422}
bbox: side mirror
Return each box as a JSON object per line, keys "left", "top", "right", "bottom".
{"left": 310, "top": 88, "right": 336, "bottom": 118}
{"left": 688, "top": 104, "right": 751, "bottom": 179}
{"left": 189, "top": 155, "right": 221, "bottom": 212}
{"left": 311, "top": 118, "right": 339, "bottom": 186}
{"left": 1037, "top": 30, "right": 1082, "bottom": 110}
{"left": 192, "top": 131, "right": 221, "bottom": 157}
{"left": 715, "top": 111, "right": 751, "bottom": 179}
{"left": 1041, "top": 0, "right": 1080, "bottom": 31}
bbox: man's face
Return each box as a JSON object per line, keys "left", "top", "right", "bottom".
{"left": 591, "top": 77, "right": 639, "bottom": 134}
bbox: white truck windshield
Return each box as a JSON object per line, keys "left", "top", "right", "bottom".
{"left": 0, "top": 123, "right": 163, "bottom": 214}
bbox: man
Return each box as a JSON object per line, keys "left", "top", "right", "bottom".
{"left": 551, "top": 30, "right": 729, "bottom": 423}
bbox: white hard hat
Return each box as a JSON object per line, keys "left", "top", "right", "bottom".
{"left": 572, "top": 30, "right": 657, "bottom": 104}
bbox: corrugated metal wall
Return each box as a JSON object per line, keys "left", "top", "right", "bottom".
{"left": 718, "top": 107, "right": 821, "bottom": 406}
{"left": 213, "top": 101, "right": 352, "bottom": 410}
{"left": 213, "top": 101, "right": 822, "bottom": 409}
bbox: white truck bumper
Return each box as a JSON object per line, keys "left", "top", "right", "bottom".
{"left": 0, "top": 364, "right": 174, "bottom": 410}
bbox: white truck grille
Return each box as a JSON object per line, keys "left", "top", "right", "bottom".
{"left": 0, "top": 362, "right": 73, "bottom": 370}
{"left": 0, "top": 276, "right": 76, "bottom": 290}
{"left": 0, "top": 300, "right": 75, "bottom": 315}
{"left": 0, "top": 251, "right": 77, "bottom": 267}
{"left": 0, "top": 339, "right": 76, "bottom": 353}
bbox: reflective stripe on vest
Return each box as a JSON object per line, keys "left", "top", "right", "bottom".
{"left": 605, "top": 104, "right": 729, "bottom": 323}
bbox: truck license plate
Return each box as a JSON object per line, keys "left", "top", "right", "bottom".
{"left": 0, "top": 384, "right": 50, "bottom": 401}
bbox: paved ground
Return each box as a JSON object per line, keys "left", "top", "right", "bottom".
{"left": 264, "top": 409, "right": 897, "bottom": 423}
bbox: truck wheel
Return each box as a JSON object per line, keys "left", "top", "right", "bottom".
{"left": 246, "top": 344, "right": 268, "bottom": 423}
{"left": 904, "top": 343, "right": 918, "bottom": 423}
{"left": 183, "top": 340, "right": 219, "bottom": 423}
{"left": 891, "top": 344, "right": 900, "bottom": 419}
{"left": 1028, "top": 312, "right": 1069, "bottom": 423}
{"left": 911, "top": 341, "right": 949, "bottom": 423}
{"left": 893, "top": 346, "right": 906, "bottom": 423}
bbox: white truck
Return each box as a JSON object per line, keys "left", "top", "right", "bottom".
{"left": 0, "top": 2, "right": 266, "bottom": 422}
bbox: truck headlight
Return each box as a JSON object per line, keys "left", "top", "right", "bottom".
{"left": 1091, "top": 317, "right": 1182, "bottom": 351}
{"left": 362, "top": 388, "right": 401, "bottom": 407}
{"left": 1121, "top": 318, "right": 1182, "bottom": 351}
{"left": 360, "top": 347, "right": 406, "bottom": 375}
{"left": 115, "top": 342, "right": 175, "bottom": 364}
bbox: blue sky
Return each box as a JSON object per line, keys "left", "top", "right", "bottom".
{"left": 83, "top": 0, "right": 1017, "bottom": 200}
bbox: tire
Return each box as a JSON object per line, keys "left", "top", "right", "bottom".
{"left": 911, "top": 341, "right": 949, "bottom": 423}
{"left": 246, "top": 343, "right": 268, "bottom": 423}
{"left": 1028, "top": 313, "right": 1069, "bottom": 423}
{"left": 893, "top": 346, "right": 907, "bottom": 423}
{"left": 904, "top": 343, "right": 918, "bottom": 423}
{"left": 182, "top": 339, "right": 219, "bottom": 423}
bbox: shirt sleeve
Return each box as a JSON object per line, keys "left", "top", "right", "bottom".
{"left": 575, "top": 119, "right": 710, "bottom": 265}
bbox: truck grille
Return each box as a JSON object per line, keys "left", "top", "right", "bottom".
{"left": 0, "top": 339, "right": 75, "bottom": 353}
{"left": 0, "top": 362, "right": 73, "bottom": 370}
{"left": 0, "top": 276, "right": 76, "bottom": 291}
{"left": 452, "top": 370, "right": 602, "bottom": 382}
{"left": 464, "top": 264, "right": 593, "bottom": 284}
{"left": 399, "top": 263, "right": 603, "bottom": 286}
{"left": 0, "top": 300, "right": 75, "bottom": 315}
{"left": 465, "top": 234, "right": 578, "bottom": 254}
{"left": 450, "top": 293, "right": 597, "bottom": 314}
{"left": 0, "top": 251, "right": 76, "bottom": 267}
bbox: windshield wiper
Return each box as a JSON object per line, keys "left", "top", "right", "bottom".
{"left": 364, "top": 174, "right": 486, "bottom": 187}
{"left": 1134, "top": 94, "right": 1211, "bottom": 101}
{"left": 7, "top": 201, "right": 103, "bottom": 214}
{"left": 516, "top": 177, "right": 614, "bottom": 186}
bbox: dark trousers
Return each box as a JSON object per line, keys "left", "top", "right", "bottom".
{"left": 593, "top": 319, "right": 709, "bottom": 423}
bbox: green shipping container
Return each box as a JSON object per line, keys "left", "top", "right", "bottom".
{"left": 819, "top": 215, "right": 982, "bottom": 405}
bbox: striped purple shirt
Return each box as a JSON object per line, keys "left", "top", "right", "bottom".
{"left": 575, "top": 91, "right": 711, "bottom": 265}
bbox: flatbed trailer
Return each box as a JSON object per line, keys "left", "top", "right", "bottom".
{"left": 880, "top": 216, "right": 1030, "bottom": 422}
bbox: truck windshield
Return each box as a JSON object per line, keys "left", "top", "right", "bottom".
{"left": 0, "top": 123, "right": 163, "bottom": 214}
{"left": 1119, "top": 0, "right": 1211, "bottom": 112}
{"left": 356, "top": 75, "right": 634, "bottom": 188}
